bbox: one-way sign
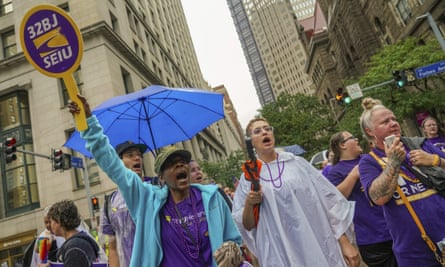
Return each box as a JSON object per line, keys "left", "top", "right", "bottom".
{"left": 415, "top": 60, "right": 445, "bottom": 79}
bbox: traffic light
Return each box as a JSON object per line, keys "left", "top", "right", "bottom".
{"left": 53, "top": 149, "right": 64, "bottom": 170}
{"left": 335, "top": 88, "right": 344, "bottom": 104}
{"left": 4, "top": 137, "right": 17, "bottom": 163}
{"left": 335, "top": 88, "right": 352, "bottom": 105}
{"left": 343, "top": 92, "right": 352, "bottom": 105}
{"left": 392, "top": 70, "right": 407, "bottom": 88}
{"left": 91, "top": 196, "right": 100, "bottom": 211}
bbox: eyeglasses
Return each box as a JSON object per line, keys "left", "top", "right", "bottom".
{"left": 251, "top": 126, "right": 274, "bottom": 136}
{"left": 342, "top": 136, "right": 357, "bottom": 143}
{"left": 424, "top": 123, "right": 437, "bottom": 128}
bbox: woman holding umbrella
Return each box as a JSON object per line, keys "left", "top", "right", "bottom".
{"left": 68, "top": 95, "right": 244, "bottom": 267}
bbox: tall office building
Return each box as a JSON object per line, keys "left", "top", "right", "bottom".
{"left": 290, "top": 0, "right": 316, "bottom": 20}
{"left": 227, "top": 0, "right": 316, "bottom": 106}
{"left": 0, "top": 0, "right": 243, "bottom": 264}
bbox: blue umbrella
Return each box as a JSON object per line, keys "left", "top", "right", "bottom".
{"left": 283, "top": 144, "right": 305, "bottom": 156}
{"left": 64, "top": 85, "right": 225, "bottom": 158}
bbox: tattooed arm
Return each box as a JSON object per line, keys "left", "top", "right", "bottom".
{"left": 368, "top": 138, "right": 406, "bottom": 205}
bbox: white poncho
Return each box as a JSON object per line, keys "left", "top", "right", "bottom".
{"left": 232, "top": 152, "right": 355, "bottom": 266}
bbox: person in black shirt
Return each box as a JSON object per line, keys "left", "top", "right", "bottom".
{"left": 39, "top": 200, "right": 100, "bottom": 267}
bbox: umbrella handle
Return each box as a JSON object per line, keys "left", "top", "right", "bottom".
{"left": 64, "top": 74, "right": 88, "bottom": 131}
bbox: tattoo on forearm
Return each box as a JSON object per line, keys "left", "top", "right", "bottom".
{"left": 370, "top": 158, "right": 401, "bottom": 202}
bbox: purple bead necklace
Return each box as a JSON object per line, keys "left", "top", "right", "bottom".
{"left": 260, "top": 153, "right": 285, "bottom": 188}
{"left": 168, "top": 191, "right": 201, "bottom": 259}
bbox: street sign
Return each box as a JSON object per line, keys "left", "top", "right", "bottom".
{"left": 415, "top": 60, "right": 445, "bottom": 79}
{"left": 345, "top": 83, "right": 363, "bottom": 100}
{"left": 71, "top": 156, "right": 83, "bottom": 169}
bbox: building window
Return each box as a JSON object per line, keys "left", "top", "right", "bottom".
{"left": 121, "top": 67, "right": 133, "bottom": 93}
{"left": 0, "top": 0, "right": 13, "bottom": 16}
{"left": 396, "top": 0, "right": 411, "bottom": 23}
{"left": 0, "top": 91, "right": 39, "bottom": 217}
{"left": 2, "top": 29, "right": 16, "bottom": 58}
{"left": 110, "top": 11, "right": 119, "bottom": 34}
{"left": 59, "top": 67, "right": 83, "bottom": 107}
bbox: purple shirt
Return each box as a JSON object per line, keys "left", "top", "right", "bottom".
{"left": 359, "top": 142, "right": 445, "bottom": 267}
{"left": 427, "top": 136, "right": 445, "bottom": 152}
{"left": 327, "top": 157, "right": 391, "bottom": 245}
{"left": 321, "top": 164, "right": 332, "bottom": 177}
{"left": 160, "top": 187, "right": 212, "bottom": 266}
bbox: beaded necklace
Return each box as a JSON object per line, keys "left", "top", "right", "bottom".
{"left": 167, "top": 191, "right": 201, "bottom": 259}
{"left": 259, "top": 153, "right": 285, "bottom": 188}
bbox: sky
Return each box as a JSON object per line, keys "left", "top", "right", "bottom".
{"left": 181, "top": 0, "right": 261, "bottom": 129}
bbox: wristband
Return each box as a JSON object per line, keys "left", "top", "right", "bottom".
{"left": 432, "top": 154, "right": 440, "bottom": 167}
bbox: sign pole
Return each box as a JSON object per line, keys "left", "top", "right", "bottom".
{"left": 63, "top": 74, "right": 87, "bottom": 130}
{"left": 82, "top": 155, "right": 95, "bottom": 228}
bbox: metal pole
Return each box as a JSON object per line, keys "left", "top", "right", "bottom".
{"left": 361, "top": 79, "right": 395, "bottom": 92}
{"left": 416, "top": 12, "right": 445, "bottom": 52}
{"left": 82, "top": 155, "right": 95, "bottom": 228}
{"left": 16, "top": 148, "right": 51, "bottom": 160}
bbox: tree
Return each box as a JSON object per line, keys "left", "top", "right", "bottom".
{"left": 337, "top": 37, "right": 445, "bottom": 138}
{"left": 199, "top": 150, "right": 245, "bottom": 188}
{"left": 259, "top": 93, "right": 337, "bottom": 158}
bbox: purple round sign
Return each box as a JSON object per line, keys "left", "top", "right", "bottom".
{"left": 20, "top": 5, "right": 83, "bottom": 77}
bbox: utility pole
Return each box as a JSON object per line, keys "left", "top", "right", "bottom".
{"left": 417, "top": 12, "right": 445, "bottom": 52}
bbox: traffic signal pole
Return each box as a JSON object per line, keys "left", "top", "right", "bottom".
{"left": 2, "top": 146, "right": 52, "bottom": 160}
{"left": 361, "top": 79, "right": 395, "bottom": 92}
{"left": 329, "top": 79, "right": 395, "bottom": 125}
{"left": 81, "top": 155, "right": 96, "bottom": 229}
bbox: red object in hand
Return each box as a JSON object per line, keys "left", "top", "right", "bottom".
{"left": 242, "top": 159, "right": 262, "bottom": 226}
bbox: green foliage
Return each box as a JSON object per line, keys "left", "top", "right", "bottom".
{"left": 199, "top": 150, "right": 245, "bottom": 188}
{"left": 259, "top": 93, "right": 337, "bottom": 159}
{"left": 340, "top": 36, "right": 445, "bottom": 139}
{"left": 253, "top": 37, "right": 445, "bottom": 159}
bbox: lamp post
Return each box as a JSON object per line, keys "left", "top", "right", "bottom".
{"left": 416, "top": 12, "right": 445, "bottom": 52}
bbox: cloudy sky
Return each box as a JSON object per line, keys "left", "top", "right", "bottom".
{"left": 181, "top": 0, "right": 261, "bottom": 129}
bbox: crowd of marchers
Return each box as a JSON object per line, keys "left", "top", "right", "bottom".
{"left": 27, "top": 95, "right": 445, "bottom": 267}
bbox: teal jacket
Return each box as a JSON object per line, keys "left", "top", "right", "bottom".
{"left": 82, "top": 116, "right": 242, "bottom": 267}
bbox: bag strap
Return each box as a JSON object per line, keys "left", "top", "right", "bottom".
{"left": 104, "top": 190, "right": 117, "bottom": 223}
{"left": 369, "top": 151, "right": 445, "bottom": 265}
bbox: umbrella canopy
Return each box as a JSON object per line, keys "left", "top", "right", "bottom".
{"left": 310, "top": 149, "right": 328, "bottom": 166}
{"left": 64, "top": 85, "right": 225, "bottom": 158}
{"left": 275, "top": 144, "right": 306, "bottom": 156}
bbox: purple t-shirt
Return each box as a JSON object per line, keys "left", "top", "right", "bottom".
{"left": 359, "top": 142, "right": 445, "bottom": 267}
{"left": 160, "top": 187, "right": 212, "bottom": 266}
{"left": 427, "top": 136, "right": 445, "bottom": 152}
{"left": 326, "top": 157, "right": 391, "bottom": 245}
{"left": 321, "top": 164, "right": 332, "bottom": 177}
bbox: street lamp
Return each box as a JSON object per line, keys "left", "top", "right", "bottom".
{"left": 416, "top": 12, "right": 445, "bottom": 52}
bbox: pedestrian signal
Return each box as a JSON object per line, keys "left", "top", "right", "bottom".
{"left": 91, "top": 196, "right": 100, "bottom": 211}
